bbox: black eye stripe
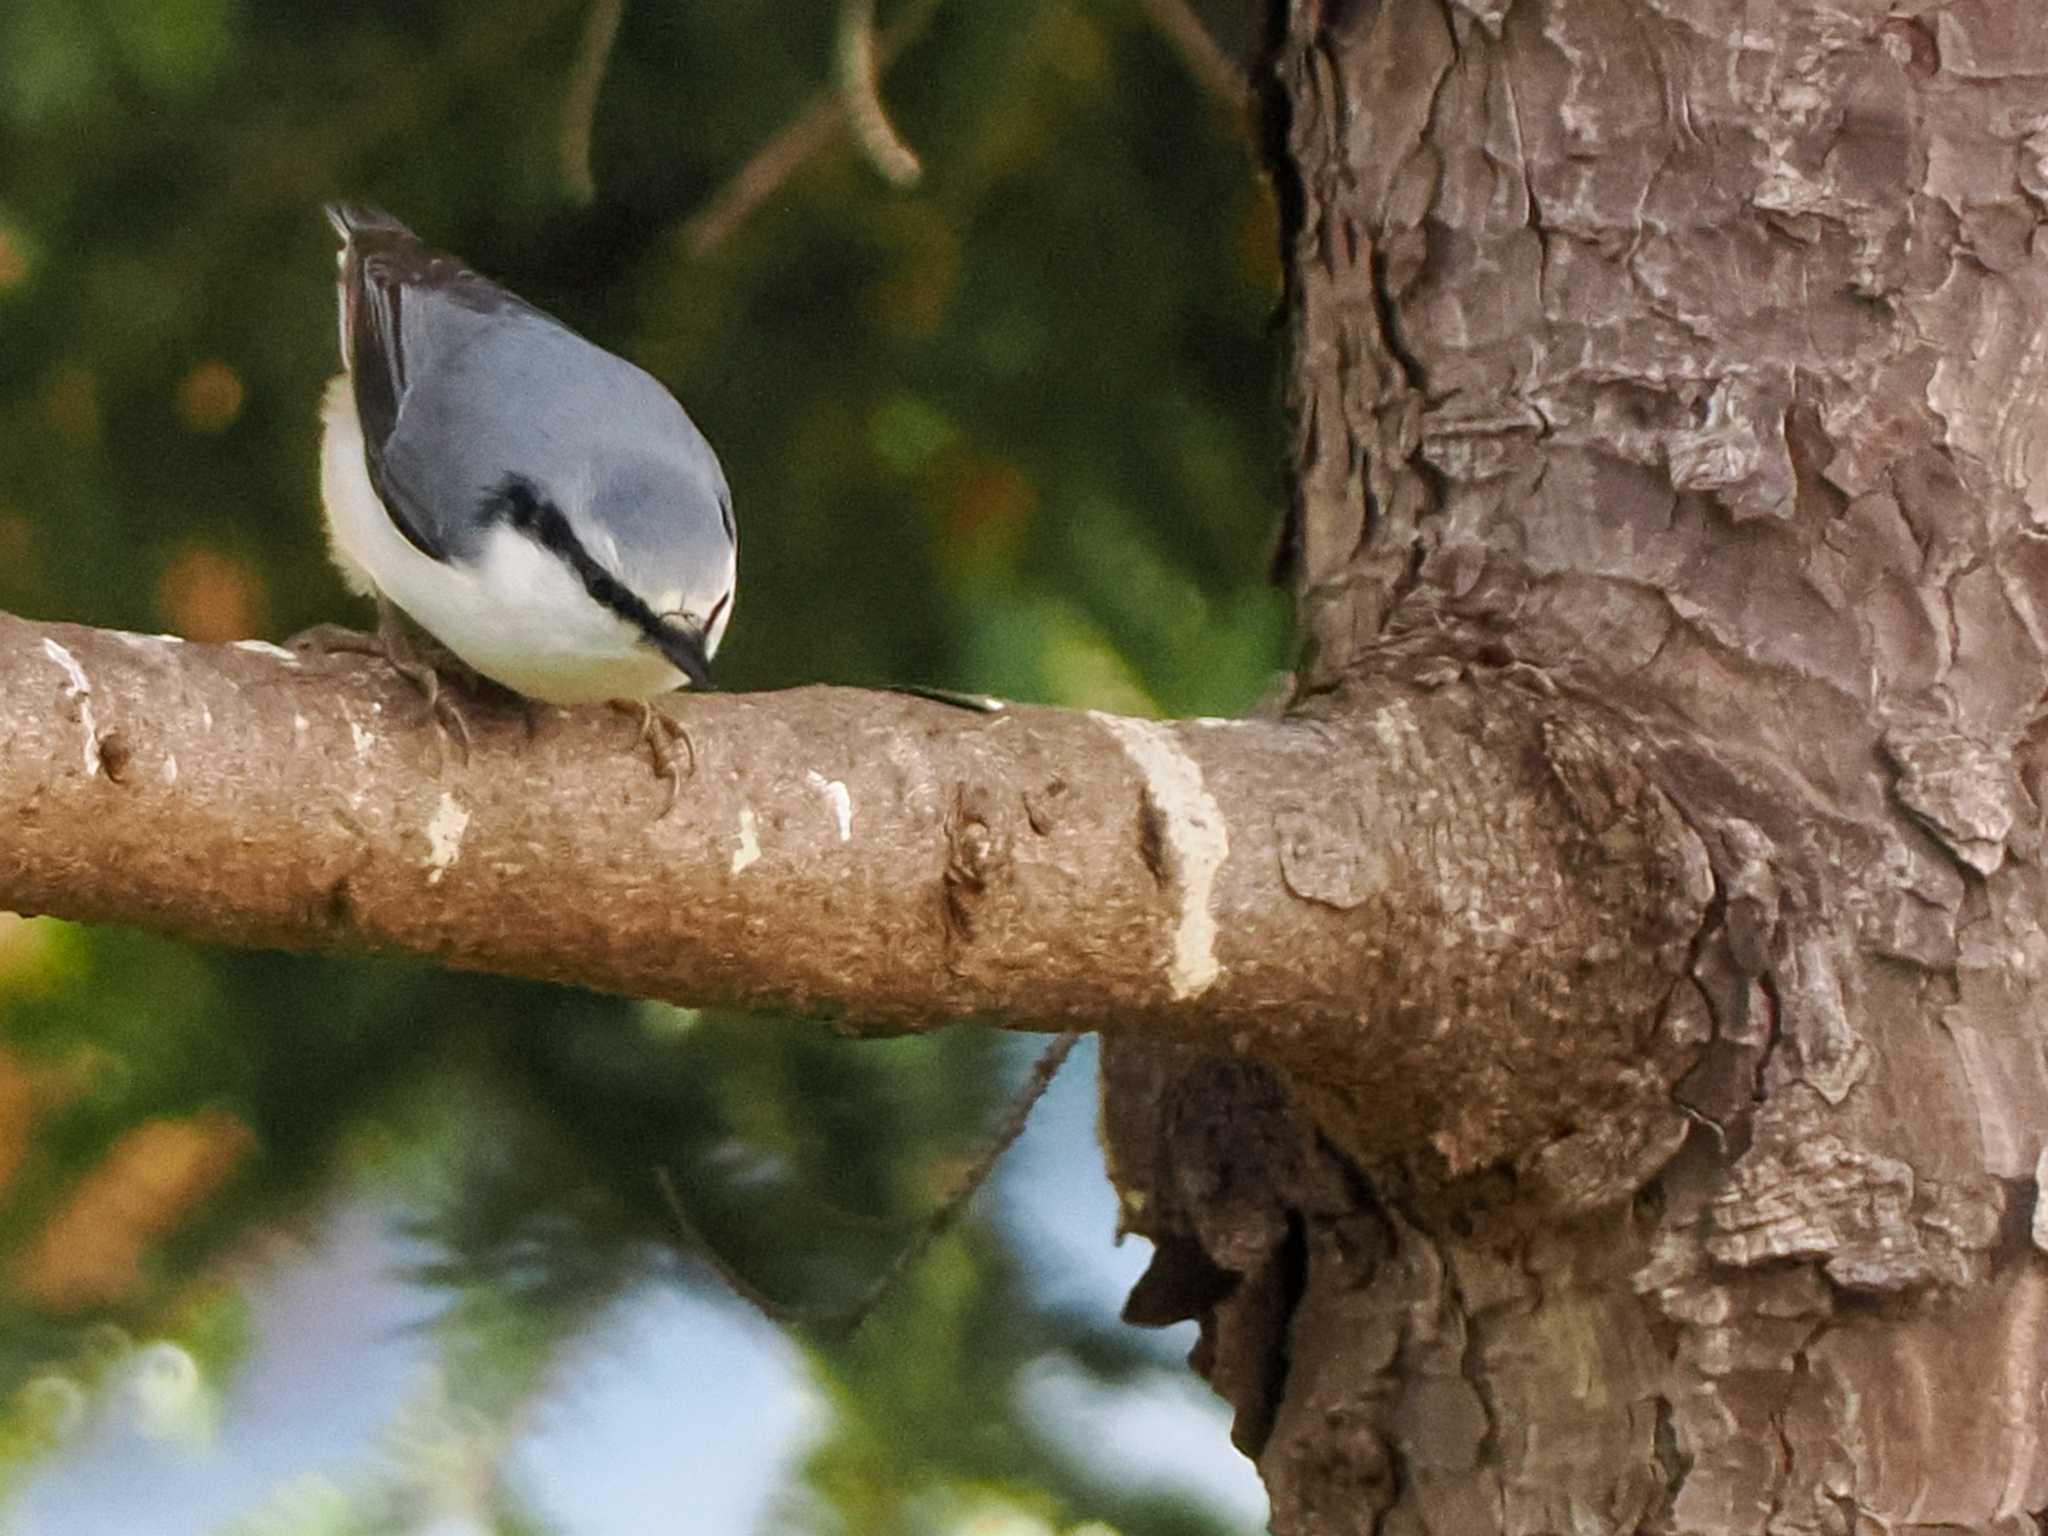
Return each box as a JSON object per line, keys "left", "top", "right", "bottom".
{"left": 488, "top": 476, "right": 649, "bottom": 626}
{"left": 484, "top": 474, "right": 712, "bottom": 684}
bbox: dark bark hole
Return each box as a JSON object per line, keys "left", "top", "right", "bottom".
{"left": 1137, "top": 786, "right": 1172, "bottom": 885}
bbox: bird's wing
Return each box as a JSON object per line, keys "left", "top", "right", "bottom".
{"left": 330, "top": 204, "right": 545, "bottom": 563}
{"left": 326, "top": 203, "right": 731, "bottom": 606}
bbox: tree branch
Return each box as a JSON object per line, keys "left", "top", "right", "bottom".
{"left": 0, "top": 612, "right": 1709, "bottom": 1175}
{"left": 1134, "top": 0, "right": 1247, "bottom": 110}
{"left": 836, "top": 0, "right": 924, "bottom": 188}
{"left": 559, "top": 0, "right": 626, "bottom": 204}
{"left": 681, "top": 0, "right": 943, "bottom": 256}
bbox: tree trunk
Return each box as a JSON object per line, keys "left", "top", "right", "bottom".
{"left": 1104, "top": 1, "right": 2048, "bottom": 1531}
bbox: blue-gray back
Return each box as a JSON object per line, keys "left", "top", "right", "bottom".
{"left": 332, "top": 205, "right": 731, "bottom": 584}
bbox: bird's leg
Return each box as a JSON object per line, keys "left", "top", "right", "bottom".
{"left": 293, "top": 599, "right": 471, "bottom": 764}
{"left": 609, "top": 698, "right": 696, "bottom": 817}
{"left": 371, "top": 597, "right": 474, "bottom": 765}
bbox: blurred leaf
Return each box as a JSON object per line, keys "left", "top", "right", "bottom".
{"left": 102, "top": 0, "right": 237, "bottom": 99}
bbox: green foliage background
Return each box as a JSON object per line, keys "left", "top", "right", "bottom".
{"left": 0, "top": 0, "right": 1285, "bottom": 1530}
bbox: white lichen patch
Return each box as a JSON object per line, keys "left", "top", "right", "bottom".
{"left": 1091, "top": 712, "right": 1229, "bottom": 1000}
{"left": 731, "top": 807, "right": 762, "bottom": 874}
{"left": 2034, "top": 1144, "right": 2048, "bottom": 1255}
{"left": 160, "top": 755, "right": 178, "bottom": 787}
{"left": 423, "top": 793, "right": 470, "bottom": 885}
{"left": 231, "top": 639, "right": 300, "bottom": 663}
{"left": 349, "top": 719, "right": 375, "bottom": 759}
{"left": 806, "top": 771, "right": 853, "bottom": 841}
{"left": 40, "top": 639, "right": 90, "bottom": 697}
{"left": 40, "top": 638, "right": 100, "bottom": 778}
{"left": 1369, "top": 697, "right": 1422, "bottom": 758}
{"left": 111, "top": 630, "right": 184, "bottom": 652}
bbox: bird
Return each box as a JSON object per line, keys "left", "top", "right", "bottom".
{"left": 314, "top": 202, "right": 735, "bottom": 800}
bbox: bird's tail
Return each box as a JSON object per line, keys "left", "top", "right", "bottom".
{"left": 323, "top": 203, "right": 413, "bottom": 372}
{"left": 323, "top": 201, "right": 415, "bottom": 244}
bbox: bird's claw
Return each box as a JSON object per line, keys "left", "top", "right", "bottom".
{"left": 613, "top": 699, "right": 696, "bottom": 817}
{"left": 296, "top": 602, "right": 471, "bottom": 767}
{"left": 286, "top": 622, "right": 379, "bottom": 657}
{"left": 387, "top": 649, "right": 473, "bottom": 767}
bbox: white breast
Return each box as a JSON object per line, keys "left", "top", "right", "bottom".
{"left": 318, "top": 377, "right": 686, "bottom": 704}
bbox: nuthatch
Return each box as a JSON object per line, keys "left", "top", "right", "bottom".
{"left": 317, "top": 203, "right": 735, "bottom": 793}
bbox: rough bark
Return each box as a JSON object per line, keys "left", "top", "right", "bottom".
{"left": 1098, "top": 0, "right": 2048, "bottom": 1532}
{"left": 0, "top": 610, "right": 1701, "bottom": 1173}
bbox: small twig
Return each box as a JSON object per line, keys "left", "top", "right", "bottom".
{"left": 828, "top": 1027, "right": 1080, "bottom": 1327}
{"left": 837, "top": 0, "right": 923, "bottom": 187}
{"left": 560, "top": 0, "right": 627, "bottom": 204}
{"left": 885, "top": 682, "right": 1007, "bottom": 713}
{"left": 1135, "top": 0, "right": 1247, "bottom": 108}
{"left": 656, "top": 1027, "right": 1083, "bottom": 1337}
{"left": 656, "top": 1166, "right": 817, "bottom": 1329}
{"left": 682, "top": 0, "right": 945, "bottom": 256}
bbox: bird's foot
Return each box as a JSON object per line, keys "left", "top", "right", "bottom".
{"left": 385, "top": 645, "right": 473, "bottom": 769}
{"left": 611, "top": 699, "right": 696, "bottom": 817}
{"left": 293, "top": 603, "right": 471, "bottom": 766}
{"left": 286, "top": 621, "right": 379, "bottom": 657}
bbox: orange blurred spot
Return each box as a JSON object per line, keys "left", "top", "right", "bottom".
{"left": 10, "top": 1109, "right": 255, "bottom": 1313}
{"left": 931, "top": 454, "right": 1037, "bottom": 585}
{"left": 0, "top": 1047, "right": 34, "bottom": 1200}
{"left": 944, "top": 456, "right": 1037, "bottom": 542}
{"left": 0, "top": 1039, "right": 108, "bottom": 1204}
{"left": 0, "top": 228, "right": 26, "bottom": 293}
{"left": 174, "top": 360, "right": 245, "bottom": 433}
{"left": 42, "top": 365, "right": 99, "bottom": 446}
{"left": 157, "top": 544, "right": 265, "bottom": 642}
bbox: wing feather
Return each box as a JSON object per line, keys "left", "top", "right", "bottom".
{"left": 328, "top": 203, "right": 538, "bottom": 563}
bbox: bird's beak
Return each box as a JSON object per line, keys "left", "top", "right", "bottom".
{"left": 651, "top": 621, "right": 714, "bottom": 689}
